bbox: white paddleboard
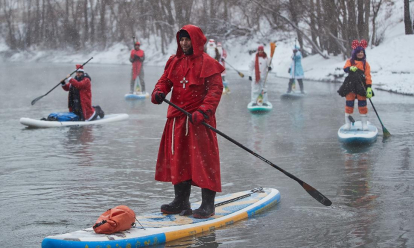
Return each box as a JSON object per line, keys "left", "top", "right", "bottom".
{"left": 41, "top": 188, "right": 280, "bottom": 248}
{"left": 338, "top": 121, "right": 378, "bottom": 144}
{"left": 125, "top": 92, "right": 149, "bottom": 100}
{"left": 247, "top": 101, "right": 273, "bottom": 113}
{"left": 20, "top": 114, "right": 129, "bottom": 128}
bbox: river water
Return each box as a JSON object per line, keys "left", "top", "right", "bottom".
{"left": 0, "top": 62, "right": 413, "bottom": 247}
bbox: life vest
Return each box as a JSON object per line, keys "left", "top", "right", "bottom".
{"left": 93, "top": 205, "right": 136, "bottom": 234}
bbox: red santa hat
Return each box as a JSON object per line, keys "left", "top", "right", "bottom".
{"left": 135, "top": 41, "right": 141, "bottom": 46}
{"left": 217, "top": 42, "right": 222, "bottom": 47}
{"left": 258, "top": 45, "right": 264, "bottom": 51}
{"left": 76, "top": 64, "right": 84, "bottom": 72}
{"left": 208, "top": 39, "right": 216, "bottom": 46}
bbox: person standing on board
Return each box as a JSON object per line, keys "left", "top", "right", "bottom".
{"left": 287, "top": 45, "right": 305, "bottom": 93}
{"left": 248, "top": 45, "right": 271, "bottom": 105}
{"left": 151, "top": 25, "right": 224, "bottom": 219}
{"left": 61, "top": 65, "right": 104, "bottom": 121}
{"left": 129, "top": 41, "right": 146, "bottom": 94}
{"left": 337, "top": 39, "right": 373, "bottom": 131}
{"left": 217, "top": 42, "right": 230, "bottom": 94}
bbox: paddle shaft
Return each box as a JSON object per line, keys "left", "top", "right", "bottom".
{"left": 223, "top": 59, "right": 244, "bottom": 78}
{"left": 31, "top": 57, "right": 93, "bottom": 105}
{"left": 163, "top": 98, "right": 332, "bottom": 206}
{"left": 358, "top": 76, "right": 390, "bottom": 136}
{"left": 257, "top": 44, "right": 276, "bottom": 103}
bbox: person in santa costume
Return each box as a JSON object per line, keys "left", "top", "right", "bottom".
{"left": 151, "top": 24, "right": 224, "bottom": 219}
{"left": 216, "top": 42, "right": 230, "bottom": 93}
{"left": 337, "top": 39, "right": 373, "bottom": 131}
{"left": 129, "top": 41, "right": 146, "bottom": 94}
{"left": 248, "top": 45, "right": 272, "bottom": 105}
{"left": 61, "top": 65, "right": 104, "bottom": 121}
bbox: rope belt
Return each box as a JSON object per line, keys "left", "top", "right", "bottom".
{"left": 171, "top": 116, "right": 190, "bottom": 155}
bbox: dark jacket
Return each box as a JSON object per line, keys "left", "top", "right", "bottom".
{"left": 337, "top": 70, "right": 374, "bottom": 97}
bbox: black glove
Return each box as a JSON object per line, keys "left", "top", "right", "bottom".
{"left": 134, "top": 55, "right": 141, "bottom": 61}
{"left": 249, "top": 76, "right": 252, "bottom": 81}
{"left": 60, "top": 80, "right": 66, "bottom": 85}
{"left": 151, "top": 91, "right": 165, "bottom": 104}
{"left": 268, "top": 67, "right": 272, "bottom": 71}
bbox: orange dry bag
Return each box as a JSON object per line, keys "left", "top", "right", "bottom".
{"left": 93, "top": 205, "right": 136, "bottom": 234}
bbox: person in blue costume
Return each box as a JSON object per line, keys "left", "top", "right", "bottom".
{"left": 287, "top": 45, "right": 305, "bottom": 93}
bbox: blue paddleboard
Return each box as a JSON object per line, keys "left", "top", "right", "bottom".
{"left": 42, "top": 187, "right": 280, "bottom": 248}
{"left": 247, "top": 101, "right": 273, "bottom": 113}
{"left": 281, "top": 91, "right": 305, "bottom": 99}
{"left": 338, "top": 121, "right": 378, "bottom": 144}
{"left": 125, "top": 92, "right": 149, "bottom": 100}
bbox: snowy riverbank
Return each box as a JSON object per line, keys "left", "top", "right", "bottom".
{"left": 1, "top": 13, "right": 413, "bottom": 96}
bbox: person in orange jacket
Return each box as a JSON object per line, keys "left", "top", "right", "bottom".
{"left": 337, "top": 39, "right": 373, "bottom": 131}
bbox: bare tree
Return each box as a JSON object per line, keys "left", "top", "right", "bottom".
{"left": 404, "top": 0, "right": 413, "bottom": 34}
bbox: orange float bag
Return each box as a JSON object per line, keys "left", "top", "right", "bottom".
{"left": 93, "top": 205, "right": 136, "bottom": 234}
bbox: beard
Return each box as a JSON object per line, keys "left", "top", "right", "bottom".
{"left": 182, "top": 47, "right": 193, "bottom": 55}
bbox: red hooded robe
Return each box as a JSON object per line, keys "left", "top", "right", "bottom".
{"left": 152, "top": 25, "right": 224, "bottom": 192}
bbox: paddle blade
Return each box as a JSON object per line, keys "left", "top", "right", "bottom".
{"left": 31, "top": 95, "right": 44, "bottom": 105}
{"left": 382, "top": 127, "right": 391, "bottom": 138}
{"left": 302, "top": 182, "right": 332, "bottom": 206}
{"left": 270, "top": 42, "right": 276, "bottom": 58}
{"left": 238, "top": 72, "right": 245, "bottom": 78}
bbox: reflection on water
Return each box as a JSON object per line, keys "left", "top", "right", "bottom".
{"left": 64, "top": 126, "right": 95, "bottom": 166}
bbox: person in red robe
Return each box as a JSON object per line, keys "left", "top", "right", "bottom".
{"left": 151, "top": 24, "right": 224, "bottom": 219}
{"left": 61, "top": 65, "right": 104, "bottom": 121}
{"left": 129, "top": 41, "right": 146, "bottom": 93}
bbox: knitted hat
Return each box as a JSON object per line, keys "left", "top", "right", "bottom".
{"left": 179, "top": 30, "right": 191, "bottom": 40}
{"left": 258, "top": 45, "right": 264, "bottom": 51}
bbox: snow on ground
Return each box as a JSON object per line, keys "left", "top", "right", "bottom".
{"left": 1, "top": 2, "right": 413, "bottom": 95}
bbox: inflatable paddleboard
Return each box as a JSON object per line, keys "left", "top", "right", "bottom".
{"left": 20, "top": 114, "right": 129, "bottom": 128}
{"left": 338, "top": 121, "right": 378, "bottom": 144}
{"left": 281, "top": 91, "right": 305, "bottom": 99}
{"left": 247, "top": 101, "right": 273, "bottom": 113}
{"left": 222, "top": 81, "right": 230, "bottom": 95}
{"left": 42, "top": 187, "right": 280, "bottom": 248}
{"left": 125, "top": 92, "right": 149, "bottom": 100}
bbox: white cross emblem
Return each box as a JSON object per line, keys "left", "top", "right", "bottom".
{"left": 180, "top": 77, "right": 188, "bottom": 88}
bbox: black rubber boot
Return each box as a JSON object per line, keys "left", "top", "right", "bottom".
{"left": 141, "top": 82, "right": 146, "bottom": 93}
{"left": 287, "top": 79, "right": 294, "bottom": 93}
{"left": 298, "top": 79, "right": 304, "bottom": 93}
{"left": 193, "top": 188, "right": 216, "bottom": 219}
{"left": 93, "top": 105, "right": 105, "bottom": 119}
{"left": 161, "top": 180, "right": 192, "bottom": 215}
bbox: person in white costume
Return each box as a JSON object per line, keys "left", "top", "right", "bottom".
{"left": 249, "top": 45, "right": 271, "bottom": 105}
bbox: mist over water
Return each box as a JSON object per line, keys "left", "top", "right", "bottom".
{"left": 0, "top": 62, "right": 413, "bottom": 247}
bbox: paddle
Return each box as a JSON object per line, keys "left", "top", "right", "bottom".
{"left": 292, "top": 38, "right": 297, "bottom": 90}
{"left": 358, "top": 77, "right": 391, "bottom": 137}
{"left": 256, "top": 42, "right": 276, "bottom": 105}
{"left": 223, "top": 59, "right": 245, "bottom": 78}
{"left": 163, "top": 98, "right": 332, "bottom": 207}
{"left": 31, "top": 57, "right": 94, "bottom": 105}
